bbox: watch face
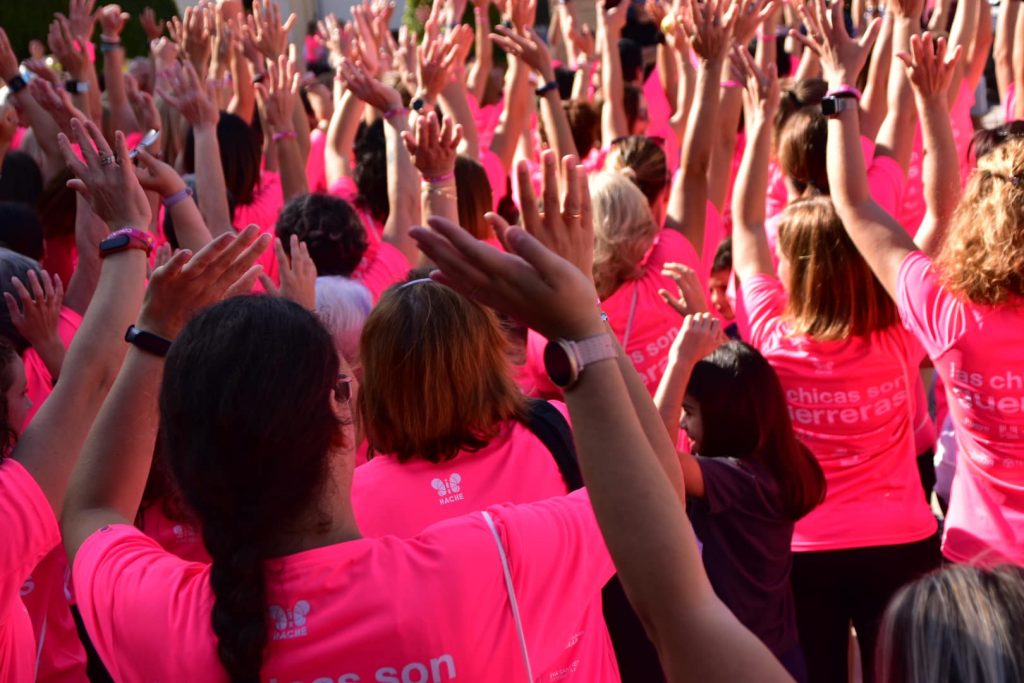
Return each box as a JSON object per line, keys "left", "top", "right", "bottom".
{"left": 543, "top": 341, "right": 576, "bottom": 388}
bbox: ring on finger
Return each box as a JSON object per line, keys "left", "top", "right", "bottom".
{"left": 99, "top": 154, "right": 117, "bottom": 166}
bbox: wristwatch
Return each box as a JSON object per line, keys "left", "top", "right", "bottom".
{"left": 99, "top": 228, "right": 154, "bottom": 258}
{"left": 821, "top": 93, "right": 858, "bottom": 118}
{"left": 125, "top": 325, "right": 173, "bottom": 357}
{"left": 543, "top": 333, "right": 617, "bottom": 389}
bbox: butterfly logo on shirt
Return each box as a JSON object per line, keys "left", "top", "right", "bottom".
{"left": 269, "top": 600, "right": 311, "bottom": 641}
{"left": 430, "top": 474, "right": 465, "bottom": 505}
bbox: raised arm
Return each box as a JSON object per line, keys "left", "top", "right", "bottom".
{"left": 489, "top": 36, "right": 533, "bottom": 173}
{"left": 98, "top": 5, "right": 141, "bottom": 134}
{"left": 134, "top": 148, "right": 214, "bottom": 252}
{"left": 339, "top": 59, "right": 421, "bottom": 263}
{"left": 994, "top": 0, "right": 1018, "bottom": 104}
{"left": 159, "top": 62, "right": 234, "bottom": 237}
{"left": 872, "top": 0, "right": 919, "bottom": 171}
{"left": 467, "top": 0, "right": 494, "bottom": 103}
{"left": 598, "top": 0, "right": 629, "bottom": 143}
{"left": 61, "top": 227, "right": 269, "bottom": 560}
{"left": 12, "top": 119, "right": 149, "bottom": 514}
{"left": 438, "top": 26, "right": 482, "bottom": 161}
{"left": 730, "top": 49, "right": 779, "bottom": 282}
{"left": 403, "top": 112, "right": 462, "bottom": 225}
{"left": 943, "top": 0, "right": 978, "bottom": 107}
{"left": 47, "top": 15, "right": 101, "bottom": 124}
{"left": 665, "top": 0, "right": 736, "bottom": 256}
{"left": 415, "top": 211, "right": 790, "bottom": 683}
{"left": 257, "top": 56, "right": 308, "bottom": 203}
{"left": 858, "top": 11, "right": 893, "bottom": 141}
{"left": 904, "top": 34, "right": 963, "bottom": 256}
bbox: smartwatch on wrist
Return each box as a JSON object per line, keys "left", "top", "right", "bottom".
{"left": 65, "top": 79, "right": 89, "bottom": 94}
{"left": 5, "top": 75, "right": 27, "bottom": 95}
{"left": 821, "top": 94, "right": 858, "bottom": 117}
{"left": 543, "top": 333, "right": 617, "bottom": 389}
{"left": 99, "top": 228, "right": 154, "bottom": 258}
{"left": 125, "top": 325, "right": 172, "bottom": 357}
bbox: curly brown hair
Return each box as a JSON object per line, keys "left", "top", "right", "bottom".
{"left": 937, "top": 138, "right": 1024, "bottom": 305}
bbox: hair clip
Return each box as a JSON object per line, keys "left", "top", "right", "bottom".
{"left": 399, "top": 277, "right": 434, "bottom": 289}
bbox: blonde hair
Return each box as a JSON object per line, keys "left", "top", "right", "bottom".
{"left": 877, "top": 564, "right": 1024, "bottom": 683}
{"left": 589, "top": 172, "right": 660, "bottom": 297}
{"left": 937, "top": 138, "right": 1024, "bottom": 305}
{"left": 778, "top": 195, "right": 898, "bottom": 341}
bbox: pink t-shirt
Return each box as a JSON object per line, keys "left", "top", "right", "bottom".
{"left": 306, "top": 129, "right": 327, "bottom": 194}
{"left": 350, "top": 241, "right": 411, "bottom": 303}
{"left": 234, "top": 170, "right": 285, "bottom": 234}
{"left": 137, "top": 503, "right": 210, "bottom": 564}
{"left": 352, "top": 405, "right": 619, "bottom": 683}
{"left": 73, "top": 491, "right": 613, "bottom": 682}
{"left": 24, "top": 307, "right": 83, "bottom": 425}
{"left": 897, "top": 252, "right": 1024, "bottom": 565}
{"left": 20, "top": 547, "right": 87, "bottom": 683}
{"left": 0, "top": 459, "right": 61, "bottom": 683}
{"left": 743, "top": 274, "right": 938, "bottom": 551}
{"left": 524, "top": 229, "right": 706, "bottom": 397}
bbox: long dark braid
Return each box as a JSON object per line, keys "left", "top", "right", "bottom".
{"left": 160, "top": 296, "right": 341, "bottom": 680}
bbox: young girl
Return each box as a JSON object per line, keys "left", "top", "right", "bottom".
{"left": 655, "top": 313, "right": 825, "bottom": 682}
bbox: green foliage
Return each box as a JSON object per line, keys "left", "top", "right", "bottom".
{"left": 0, "top": 0, "right": 180, "bottom": 60}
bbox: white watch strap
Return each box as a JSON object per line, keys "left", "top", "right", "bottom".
{"left": 568, "top": 333, "right": 618, "bottom": 371}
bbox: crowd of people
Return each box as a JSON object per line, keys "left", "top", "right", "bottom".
{"left": 0, "top": 0, "right": 1023, "bottom": 680}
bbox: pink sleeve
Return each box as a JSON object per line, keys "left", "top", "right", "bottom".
{"left": 738, "top": 274, "right": 786, "bottom": 350}
{"left": 486, "top": 490, "right": 614, "bottom": 666}
{"left": 867, "top": 155, "right": 906, "bottom": 217}
{"left": 72, "top": 525, "right": 210, "bottom": 681}
{"left": 24, "top": 308, "right": 83, "bottom": 425}
{"left": 353, "top": 241, "right": 411, "bottom": 302}
{"left": 0, "top": 460, "right": 60, "bottom": 623}
{"left": 896, "top": 251, "right": 967, "bottom": 358}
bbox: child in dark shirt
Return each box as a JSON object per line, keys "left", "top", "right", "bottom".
{"left": 655, "top": 313, "right": 826, "bottom": 682}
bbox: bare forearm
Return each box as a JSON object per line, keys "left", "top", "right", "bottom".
{"left": 228, "top": 56, "right": 256, "bottom": 124}
{"left": 538, "top": 87, "right": 578, "bottom": 164}
{"left": 600, "top": 25, "right": 627, "bottom": 141}
{"left": 194, "top": 125, "right": 234, "bottom": 236}
{"left": 875, "top": 15, "right": 917, "bottom": 171}
{"left": 490, "top": 59, "right": 530, "bottom": 174}
{"left": 708, "top": 78, "right": 743, "bottom": 212}
{"left": 859, "top": 13, "right": 893, "bottom": 141}
{"left": 167, "top": 193, "right": 215, "bottom": 252}
{"left": 275, "top": 137, "right": 309, "bottom": 203}
{"left": 440, "top": 80, "right": 481, "bottom": 160}
{"left": 383, "top": 117, "right": 420, "bottom": 262}
{"left": 64, "top": 196, "right": 105, "bottom": 315}
{"left": 995, "top": 1, "right": 1018, "bottom": 102}
{"left": 916, "top": 93, "right": 960, "bottom": 254}
{"left": 102, "top": 48, "right": 139, "bottom": 133}
{"left": 730, "top": 115, "right": 775, "bottom": 280}
{"left": 326, "top": 90, "right": 366, "bottom": 185}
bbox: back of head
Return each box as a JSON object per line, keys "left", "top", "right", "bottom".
{"left": 0, "top": 202, "right": 44, "bottom": 260}
{"left": 0, "top": 248, "right": 45, "bottom": 352}
{"left": 589, "top": 171, "right": 660, "bottom": 295}
{"left": 454, "top": 155, "right": 494, "bottom": 239}
{"left": 778, "top": 196, "right": 898, "bottom": 340}
{"left": 608, "top": 135, "right": 669, "bottom": 206}
{"left": 354, "top": 119, "right": 390, "bottom": 224}
{"left": 276, "top": 193, "right": 368, "bottom": 277}
{"left": 687, "top": 341, "right": 825, "bottom": 519}
{"left": 878, "top": 564, "right": 1024, "bottom": 683}
{"left": 564, "top": 98, "right": 601, "bottom": 159}
{"left": 778, "top": 106, "right": 829, "bottom": 195}
{"left": 185, "top": 112, "right": 261, "bottom": 208}
{"left": 970, "top": 121, "right": 1024, "bottom": 163}
{"left": 315, "top": 276, "right": 373, "bottom": 365}
{"left": 775, "top": 78, "right": 828, "bottom": 138}
{"left": 618, "top": 37, "right": 643, "bottom": 83}
{"left": 712, "top": 235, "right": 733, "bottom": 275}
{"left": 36, "top": 168, "right": 77, "bottom": 240}
{"left": 161, "top": 295, "right": 342, "bottom": 682}
{"left": 0, "top": 151, "right": 44, "bottom": 206}
{"left": 937, "top": 137, "right": 1024, "bottom": 305}
{"left": 358, "top": 278, "right": 526, "bottom": 463}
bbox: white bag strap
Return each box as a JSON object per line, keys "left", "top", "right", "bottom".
{"left": 482, "top": 510, "right": 534, "bottom": 681}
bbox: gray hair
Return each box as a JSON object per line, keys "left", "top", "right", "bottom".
{"left": 878, "top": 564, "right": 1024, "bottom": 683}
{"left": 314, "top": 276, "right": 372, "bottom": 365}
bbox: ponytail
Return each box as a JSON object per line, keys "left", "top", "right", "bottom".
{"left": 160, "top": 296, "right": 343, "bottom": 681}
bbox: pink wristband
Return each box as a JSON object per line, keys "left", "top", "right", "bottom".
{"left": 382, "top": 106, "right": 409, "bottom": 121}
{"left": 825, "top": 85, "right": 862, "bottom": 101}
{"left": 721, "top": 79, "right": 743, "bottom": 89}
{"left": 272, "top": 130, "right": 298, "bottom": 142}
{"left": 423, "top": 171, "right": 455, "bottom": 184}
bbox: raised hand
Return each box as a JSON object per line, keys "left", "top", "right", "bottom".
{"left": 510, "top": 0, "right": 538, "bottom": 31}
{"left": 136, "top": 226, "right": 271, "bottom": 340}
{"left": 402, "top": 111, "right": 462, "bottom": 178}
{"left": 490, "top": 25, "right": 554, "bottom": 80}
{"left": 790, "top": 0, "right": 881, "bottom": 84}
{"left": 58, "top": 118, "right": 151, "bottom": 230}
{"left": 316, "top": 13, "right": 345, "bottom": 66}
{"left": 255, "top": 55, "right": 300, "bottom": 133}
{"left": 157, "top": 61, "right": 219, "bottom": 127}
{"left": 258, "top": 235, "right": 317, "bottom": 311}
{"left": 248, "top": 0, "right": 297, "bottom": 60}
{"left": 98, "top": 4, "right": 131, "bottom": 40}
{"left": 682, "top": 0, "right": 738, "bottom": 62}
{"left": 351, "top": 2, "right": 381, "bottom": 76}
{"left": 29, "top": 78, "right": 89, "bottom": 137}
{"left": 337, "top": 58, "right": 402, "bottom": 112}
{"left": 413, "top": 215, "right": 603, "bottom": 341}
{"left": 488, "top": 151, "right": 594, "bottom": 278}
{"left": 21, "top": 60, "right": 61, "bottom": 87}
{"left": 170, "top": 3, "right": 213, "bottom": 75}
{"left": 0, "top": 28, "right": 20, "bottom": 82}
{"left": 670, "top": 312, "right": 724, "bottom": 364}
{"left": 67, "top": 0, "right": 100, "bottom": 40}
{"left": 897, "top": 31, "right": 962, "bottom": 101}
{"left": 140, "top": 6, "right": 165, "bottom": 41}
{"left": 417, "top": 28, "right": 465, "bottom": 104}
{"left": 150, "top": 36, "right": 179, "bottom": 72}
{"left": 732, "top": 44, "right": 779, "bottom": 118}
{"left": 4, "top": 270, "right": 65, "bottom": 357}
{"left": 659, "top": 263, "right": 709, "bottom": 317}
{"left": 134, "top": 148, "right": 186, "bottom": 198}
{"left": 48, "top": 16, "right": 87, "bottom": 74}
{"left": 601, "top": 0, "right": 629, "bottom": 34}
{"left": 732, "top": 0, "right": 776, "bottom": 46}
{"left": 125, "top": 74, "right": 161, "bottom": 133}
